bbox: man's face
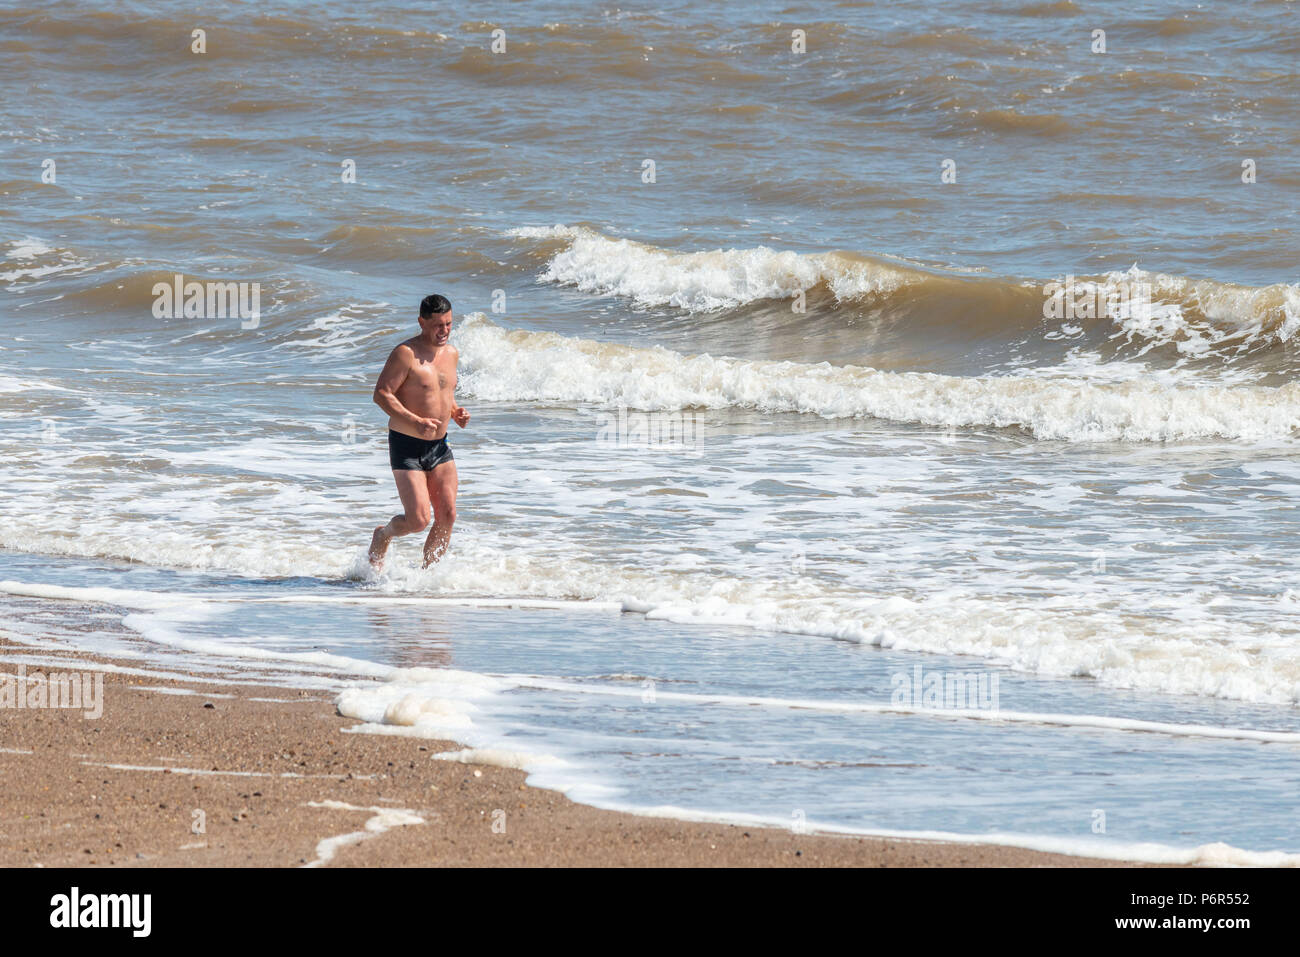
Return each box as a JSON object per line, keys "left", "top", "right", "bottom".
{"left": 420, "top": 311, "right": 453, "bottom": 344}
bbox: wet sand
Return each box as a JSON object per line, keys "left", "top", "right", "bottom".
{"left": 0, "top": 640, "right": 1140, "bottom": 868}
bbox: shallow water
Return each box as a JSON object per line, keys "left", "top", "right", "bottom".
{"left": 4, "top": 552, "right": 1300, "bottom": 861}
{"left": 2, "top": 0, "right": 1299, "bottom": 859}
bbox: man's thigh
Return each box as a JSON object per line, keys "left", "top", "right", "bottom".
{"left": 425, "top": 460, "right": 458, "bottom": 516}
{"left": 393, "top": 469, "right": 431, "bottom": 515}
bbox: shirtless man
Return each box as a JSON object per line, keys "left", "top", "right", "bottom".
{"left": 368, "top": 294, "right": 470, "bottom": 570}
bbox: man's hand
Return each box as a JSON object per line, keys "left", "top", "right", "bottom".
{"left": 414, "top": 416, "right": 442, "bottom": 439}
{"left": 452, "top": 406, "right": 470, "bottom": 428}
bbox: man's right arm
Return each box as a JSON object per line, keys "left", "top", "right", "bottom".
{"left": 373, "top": 346, "right": 438, "bottom": 436}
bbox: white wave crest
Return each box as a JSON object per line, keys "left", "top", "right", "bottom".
{"left": 456, "top": 313, "right": 1300, "bottom": 443}
{"left": 509, "top": 224, "right": 915, "bottom": 310}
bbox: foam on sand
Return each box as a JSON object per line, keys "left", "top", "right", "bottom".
{"left": 430, "top": 748, "right": 566, "bottom": 770}
{"left": 302, "top": 801, "right": 425, "bottom": 868}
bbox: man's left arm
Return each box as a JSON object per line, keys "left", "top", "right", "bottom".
{"left": 452, "top": 347, "right": 470, "bottom": 428}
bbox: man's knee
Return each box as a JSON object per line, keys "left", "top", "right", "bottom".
{"left": 434, "top": 499, "right": 456, "bottom": 527}
{"left": 407, "top": 505, "right": 432, "bottom": 531}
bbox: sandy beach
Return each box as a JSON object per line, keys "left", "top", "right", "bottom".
{"left": 4, "top": 0, "right": 1299, "bottom": 875}
{"left": 0, "top": 638, "right": 1141, "bottom": 868}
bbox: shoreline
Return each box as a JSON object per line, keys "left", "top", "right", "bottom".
{"left": 0, "top": 638, "right": 1147, "bottom": 867}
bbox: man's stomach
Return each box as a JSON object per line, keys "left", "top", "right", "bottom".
{"left": 388, "top": 409, "right": 452, "bottom": 441}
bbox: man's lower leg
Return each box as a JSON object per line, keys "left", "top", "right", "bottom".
{"left": 423, "top": 522, "right": 451, "bottom": 567}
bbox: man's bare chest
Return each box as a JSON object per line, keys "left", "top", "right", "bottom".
{"left": 404, "top": 360, "right": 454, "bottom": 392}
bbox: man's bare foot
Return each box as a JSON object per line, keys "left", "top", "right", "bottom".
{"left": 368, "top": 526, "right": 391, "bottom": 571}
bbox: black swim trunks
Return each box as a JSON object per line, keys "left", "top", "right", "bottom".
{"left": 388, "top": 429, "right": 454, "bottom": 471}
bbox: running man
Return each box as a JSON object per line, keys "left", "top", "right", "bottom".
{"left": 368, "top": 294, "right": 470, "bottom": 570}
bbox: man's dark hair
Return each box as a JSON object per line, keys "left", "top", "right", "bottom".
{"left": 420, "top": 294, "right": 452, "bottom": 318}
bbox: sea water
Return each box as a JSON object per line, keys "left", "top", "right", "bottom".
{"left": 2, "top": 0, "right": 1299, "bottom": 862}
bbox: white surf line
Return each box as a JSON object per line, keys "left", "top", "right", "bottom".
{"left": 301, "top": 800, "right": 425, "bottom": 868}
{"left": 0, "top": 636, "right": 349, "bottom": 691}
{"left": 0, "top": 580, "right": 184, "bottom": 609}
{"left": 599, "top": 801, "right": 1300, "bottom": 867}
{"left": 0, "top": 580, "right": 622, "bottom": 613}
{"left": 133, "top": 687, "right": 236, "bottom": 698}
{"left": 81, "top": 761, "right": 357, "bottom": 780}
{"left": 12, "top": 581, "right": 1293, "bottom": 743}
{"left": 0, "top": 748, "right": 34, "bottom": 755}
{"left": 509, "top": 675, "right": 1300, "bottom": 745}
{"left": 221, "top": 595, "right": 625, "bottom": 613}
